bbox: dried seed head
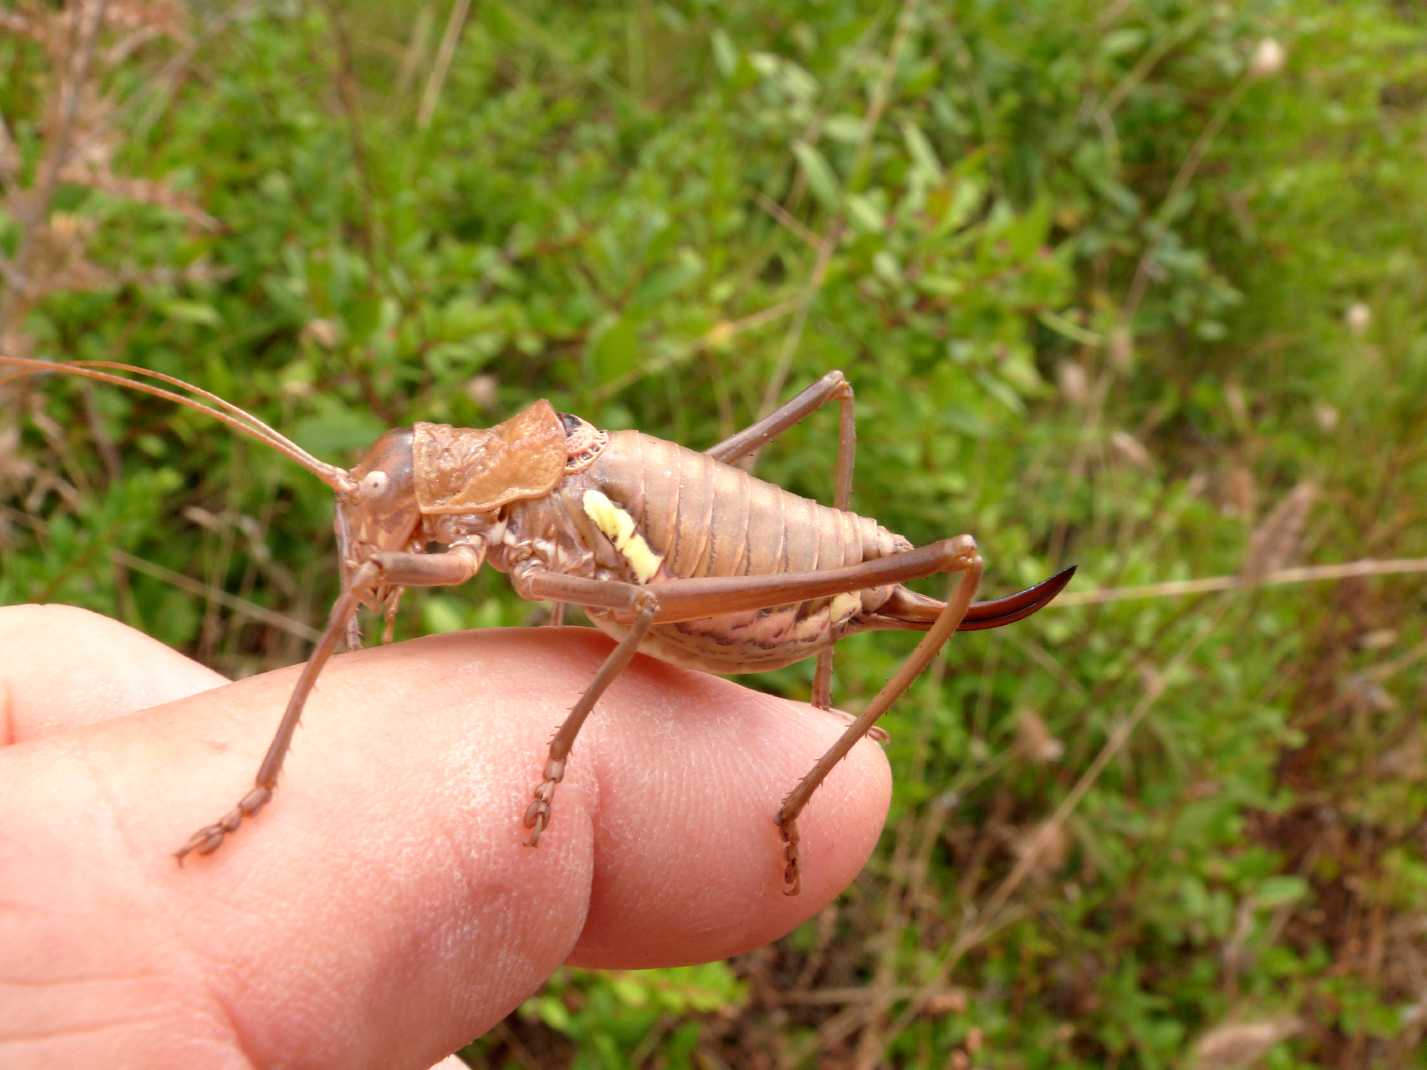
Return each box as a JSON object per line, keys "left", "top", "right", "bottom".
{"left": 0, "top": 425, "right": 37, "bottom": 492}
{"left": 1191, "top": 1018, "right": 1300, "bottom": 1069}
{"left": 1110, "top": 430, "right": 1153, "bottom": 470}
{"left": 1241, "top": 480, "right": 1316, "bottom": 583}
{"left": 1109, "top": 326, "right": 1134, "bottom": 372}
{"left": 922, "top": 989, "right": 969, "bottom": 1016}
{"left": 1378, "top": 733, "right": 1424, "bottom": 780}
{"left": 302, "top": 318, "right": 340, "bottom": 348}
{"left": 1015, "top": 710, "right": 1064, "bottom": 764}
{"left": 1224, "top": 381, "right": 1248, "bottom": 429}
{"left": 1345, "top": 301, "right": 1372, "bottom": 335}
{"left": 1221, "top": 897, "right": 1257, "bottom": 977}
{"left": 1015, "top": 819, "right": 1068, "bottom": 878}
{"left": 1360, "top": 628, "right": 1397, "bottom": 651}
{"left": 465, "top": 374, "right": 500, "bottom": 409}
{"left": 1057, "top": 360, "right": 1090, "bottom": 406}
{"left": 1342, "top": 673, "right": 1397, "bottom": 715}
{"left": 1225, "top": 464, "right": 1258, "bottom": 519}
{"left": 1249, "top": 39, "right": 1286, "bottom": 79}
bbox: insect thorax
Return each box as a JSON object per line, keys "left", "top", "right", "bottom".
{"left": 422, "top": 411, "right": 614, "bottom": 578}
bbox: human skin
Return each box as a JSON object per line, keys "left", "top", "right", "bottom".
{"left": 0, "top": 604, "right": 890, "bottom": 1070}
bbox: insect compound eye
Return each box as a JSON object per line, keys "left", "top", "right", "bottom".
{"left": 360, "top": 470, "right": 390, "bottom": 499}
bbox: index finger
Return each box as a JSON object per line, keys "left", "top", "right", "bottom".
{"left": 1, "top": 626, "right": 890, "bottom": 1069}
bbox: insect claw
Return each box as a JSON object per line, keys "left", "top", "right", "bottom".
{"left": 524, "top": 796, "right": 552, "bottom": 846}
{"left": 173, "top": 786, "right": 271, "bottom": 865}
{"left": 775, "top": 813, "right": 804, "bottom": 895}
{"left": 173, "top": 825, "right": 223, "bottom": 866}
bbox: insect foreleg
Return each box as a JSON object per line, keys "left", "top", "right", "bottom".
{"left": 705, "top": 370, "right": 858, "bottom": 707}
{"left": 174, "top": 547, "right": 481, "bottom": 864}
{"left": 511, "top": 570, "right": 659, "bottom": 846}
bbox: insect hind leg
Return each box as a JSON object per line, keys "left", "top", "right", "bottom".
{"left": 705, "top": 369, "right": 857, "bottom": 708}
{"left": 774, "top": 535, "right": 983, "bottom": 895}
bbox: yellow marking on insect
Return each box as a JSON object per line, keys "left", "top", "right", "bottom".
{"left": 582, "top": 489, "right": 664, "bottom": 583}
{"left": 830, "top": 592, "right": 862, "bottom": 621}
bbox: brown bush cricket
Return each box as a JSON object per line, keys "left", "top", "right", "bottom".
{"left": 2, "top": 357, "right": 1072, "bottom": 894}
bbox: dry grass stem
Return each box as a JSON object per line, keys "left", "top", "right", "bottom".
{"left": 418, "top": 0, "right": 472, "bottom": 128}
{"left": 1053, "top": 557, "right": 1427, "bottom": 608}
{"left": 110, "top": 550, "right": 321, "bottom": 643}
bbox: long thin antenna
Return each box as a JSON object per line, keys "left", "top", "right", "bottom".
{"left": 70, "top": 360, "right": 327, "bottom": 472}
{"left": 0, "top": 356, "right": 355, "bottom": 493}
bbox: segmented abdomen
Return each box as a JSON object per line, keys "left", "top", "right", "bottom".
{"left": 591, "top": 432, "right": 903, "bottom": 579}
{"left": 568, "top": 431, "right": 911, "bottom": 673}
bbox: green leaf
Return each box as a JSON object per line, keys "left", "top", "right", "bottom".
{"left": 792, "top": 141, "right": 841, "bottom": 210}
{"left": 901, "top": 120, "right": 943, "bottom": 179}
{"left": 345, "top": 290, "right": 383, "bottom": 344}
{"left": 1256, "top": 875, "right": 1310, "bottom": 908}
{"left": 291, "top": 399, "right": 387, "bottom": 458}
{"left": 825, "top": 114, "right": 866, "bottom": 143}
{"left": 422, "top": 596, "right": 467, "bottom": 635}
{"left": 846, "top": 192, "right": 884, "bottom": 232}
{"left": 710, "top": 29, "right": 737, "bottom": 77}
{"left": 160, "top": 300, "right": 221, "bottom": 327}
{"left": 587, "top": 313, "right": 641, "bottom": 383}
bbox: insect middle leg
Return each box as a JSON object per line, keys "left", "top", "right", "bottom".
{"left": 706, "top": 369, "right": 856, "bottom": 709}
{"left": 511, "top": 570, "right": 660, "bottom": 846}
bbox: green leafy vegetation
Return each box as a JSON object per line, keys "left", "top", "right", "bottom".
{"left": 3, "top": 1, "right": 1425, "bottom": 1065}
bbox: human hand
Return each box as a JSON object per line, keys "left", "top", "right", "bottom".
{"left": 0, "top": 604, "right": 889, "bottom": 1069}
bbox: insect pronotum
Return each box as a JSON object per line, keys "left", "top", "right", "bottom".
{"left": 2, "top": 357, "right": 1073, "bottom": 895}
